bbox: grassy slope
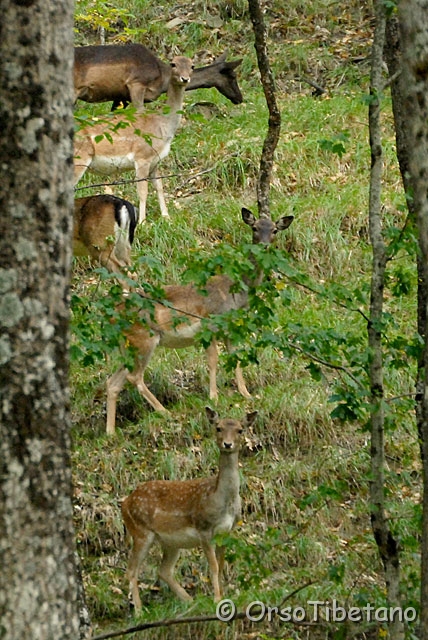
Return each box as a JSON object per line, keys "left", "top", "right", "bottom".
{"left": 72, "top": 1, "right": 420, "bottom": 637}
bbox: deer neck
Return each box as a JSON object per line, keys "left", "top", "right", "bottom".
{"left": 188, "top": 63, "right": 219, "bottom": 90}
{"left": 244, "top": 260, "right": 264, "bottom": 289}
{"left": 215, "top": 450, "right": 240, "bottom": 497}
{"left": 165, "top": 82, "right": 186, "bottom": 130}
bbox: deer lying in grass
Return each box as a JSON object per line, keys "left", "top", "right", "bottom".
{"left": 74, "top": 56, "right": 194, "bottom": 224}
{"left": 73, "top": 194, "right": 137, "bottom": 275}
{"left": 74, "top": 45, "right": 242, "bottom": 110}
{"left": 106, "top": 208, "right": 293, "bottom": 435}
{"left": 121, "top": 406, "right": 258, "bottom": 607}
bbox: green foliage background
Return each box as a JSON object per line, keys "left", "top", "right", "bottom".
{"left": 71, "top": 1, "right": 421, "bottom": 637}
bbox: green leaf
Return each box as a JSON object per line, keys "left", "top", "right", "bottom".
{"left": 318, "top": 132, "right": 350, "bottom": 158}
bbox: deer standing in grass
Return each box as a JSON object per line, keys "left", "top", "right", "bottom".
{"left": 121, "top": 406, "right": 258, "bottom": 607}
{"left": 73, "top": 56, "right": 194, "bottom": 224}
{"left": 106, "top": 208, "right": 293, "bottom": 435}
{"left": 73, "top": 194, "right": 137, "bottom": 275}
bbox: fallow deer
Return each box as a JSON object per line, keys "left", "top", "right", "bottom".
{"left": 73, "top": 194, "right": 136, "bottom": 275}
{"left": 73, "top": 56, "right": 194, "bottom": 224}
{"left": 121, "top": 406, "right": 258, "bottom": 607}
{"left": 105, "top": 208, "right": 293, "bottom": 435}
{"left": 74, "top": 45, "right": 242, "bottom": 109}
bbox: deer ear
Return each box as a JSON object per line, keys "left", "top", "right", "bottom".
{"left": 241, "top": 207, "right": 256, "bottom": 227}
{"left": 245, "top": 411, "right": 258, "bottom": 427}
{"left": 206, "top": 406, "right": 219, "bottom": 424}
{"left": 214, "top": 51, "right": 228, "bottom": 63}
{"left": 275, "top": 215, "right": 294, "bottom": 231}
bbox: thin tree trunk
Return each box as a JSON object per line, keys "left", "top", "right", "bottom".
{"left": 368, "top": 3, "right": 404, "bottom": 639}
{"left": 247, "top": 0, "right": 281, "bottom": 218}
{"left": 385, "top": 13, "right": 427, "bottom": 635}
{"left": 398, "top": 2, "right": 428, "bottom": 636}
{"left": 0, "top": 0, "right": 85, "bottom": 638}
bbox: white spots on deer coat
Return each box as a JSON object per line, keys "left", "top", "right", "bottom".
{"left": 121, "top": 411, "right": 257, "bottom": 607}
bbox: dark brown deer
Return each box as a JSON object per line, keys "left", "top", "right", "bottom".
{"left": 105, "top": 208, "right": 293, "bottom": 434}
{"left": 73, "top": 194, "right": 137, "bottom": 274}
{"left": 121, "top": 406, "right": 258, "bottom": 607}
{"left": 74, "top": 44, "right": 243, "bottom": 110}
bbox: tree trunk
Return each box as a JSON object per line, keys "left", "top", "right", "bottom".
{"left": 398, "top": 2, "right": 428, "bottom": 636}
{"left": 0, "top": 1, "right": 83, "bottom": 638}
{"left": 368, "top": 3, "right": 404, "bottom": 639}
{"left": 385, "top": 12, "right": 428, "bottom": 635}
{"left": 247, "top": 0, "right": 281, "bottom": 218}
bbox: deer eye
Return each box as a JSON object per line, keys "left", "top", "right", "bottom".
{"left": 238, "top": 429, "right": 243, "bottom": 434}
{"left": 216, "top": 427, "right": 222, "bottom": 433}
{"left": 171, "top": 62, "right": 176, "bottom": 68}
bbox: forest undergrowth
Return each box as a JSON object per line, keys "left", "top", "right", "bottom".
{"left": 71, "top": 1, "right": 421, "bottom": 638}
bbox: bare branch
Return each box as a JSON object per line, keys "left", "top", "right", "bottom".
{"left": 284, "top": 342, "right": 364, "bottom": 388}
{"left": 300, "top": 76, "right": 327, "bottom": 96}
{"left": 74, "top": 165, "right": 217, "bottom": 193}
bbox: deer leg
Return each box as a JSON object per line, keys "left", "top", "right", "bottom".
{"left": 98, "top": 247, "right": 125, "bottom": 275}
{"left": 215, "top": 544, "right": 226, "bottom": 599}
{"left": 135, "top": 163, "right": 150, "bottom": 224}
{"left": 113, "top": 227, "right": 132, "bottom": 267}
{"left": 235, "top": 361, "right": 251, "bottom": 399}
{"left": 150, "top": 167, "right": 169, "bottom": 218}
{"left": 202, "top": 541, "right": 222, "bottom": 602}
{"left": 73, "top": 138, "right": 93, "bottom": 184}
{"left": 106, "top": 367, "right": 130, "bottom": 435}
{"left": 85, "top": 240, "right": 123, "bottom": 275}
{"left": 225, "top": 340, "right": 251, "bottom": 398}
{"left": 158, "top": 545, "right": 192, "bottom": 602}
{"left": 206, "top": 340, "right": 219, "bottom": 401}
{"left": 126, "top": 530, "right": 155, "bottom": 611}
{"left": 127, "top": 82, "right": 147, "bottom": 111}
{"left": 127, "top": 337, "right": 170, "bottom": 413}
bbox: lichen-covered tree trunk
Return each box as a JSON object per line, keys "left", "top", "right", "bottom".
{"left": 398, "top": 2, "right": 428, "bottom": 636}
{"left": 0, "top": 1, "right": 81, "bottom": 638}
{"left": 368, "top": 3, "right": 404, "bottom": 639}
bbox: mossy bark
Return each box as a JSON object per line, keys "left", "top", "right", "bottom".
{"left": 0, "top": 1, "right": 86, "bottom": 638}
